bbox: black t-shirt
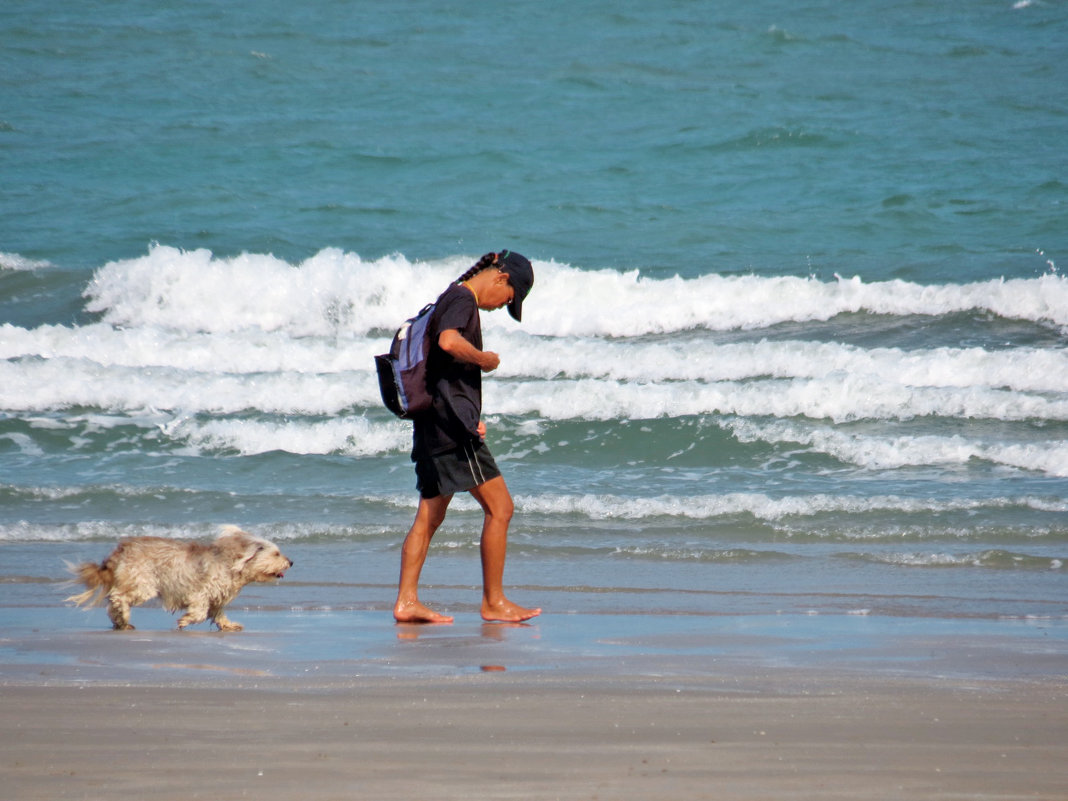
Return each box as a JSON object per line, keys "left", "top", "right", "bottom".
{"left": 412, "top": 283, "right": 483, "bottom": 457}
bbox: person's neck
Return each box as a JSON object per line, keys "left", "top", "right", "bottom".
{"left": 461, "top": 281, "right": 479, "bottom": 306}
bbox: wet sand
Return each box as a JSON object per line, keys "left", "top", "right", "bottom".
{"left": 2, "top": 607, "right": 1066, "bottom": 800}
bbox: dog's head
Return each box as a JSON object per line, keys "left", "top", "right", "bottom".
{"left": 217, "top": 526, "right": 293, "bottom": 583}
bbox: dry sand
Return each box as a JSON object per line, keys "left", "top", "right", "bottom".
{"left": 3, "top": 672, "right": 1066, "bottom": 801}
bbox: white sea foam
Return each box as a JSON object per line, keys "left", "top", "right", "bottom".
{"left": 487, "top": 375, "right": 1068, "bottom": 424}
{"left": 3, "top": 246, "right": 1065, "bottom": 477}
{"left": 0, "top": 252, "right": 52, "bottom": 271}
{"left": 0, "top": 489, "right": 1058, "bottom": 541}
{"left": 169, "top": 415, "right": 409, "bottom": 457}
{"left": 6, "top": 355, "right": 1067, "bottom": 428}
{"left": 0, "top": 358, "right": 374, "bottom": 415}
{"left": 511, "top": 491, "right": 1048, "bottom": 521}
{"left": 726, "top": 419, "right": 1068, "bottom": 477}
{"left": 0, "top": 322, "right": 379, "bottom": 373}
{"left": 83, "top": 246, "right": 471, "bottom": 336}
{"left": 9, "top": 392, "right": 1063, "bottom": 477}
{"left": 861, "top": 551, "right": 1066, "bottom": 570}
{"left": 0, "top": 520, "right": 372, "bottom": 544}
{"left": 0, "top": 520, "right": 209, "bottom": 542}
{"left": 6, "top": 322, "right": 1068, "bottom": 394}
{"left": 81, "top": 245, "right": 1068, "bottom": 337}
{"left": 0, "top": 432, "right": 45, "bottom": 457}
{"left": 496, "top": 335, "right": 1068, "bottom": 393}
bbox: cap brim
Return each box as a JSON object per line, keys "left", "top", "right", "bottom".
{"left": 497, "top": 250, "right": 532, "bottom": 322}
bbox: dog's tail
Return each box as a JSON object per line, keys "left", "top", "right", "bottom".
{"left": 64, "top": 561, "right": 114, "bottom": 608}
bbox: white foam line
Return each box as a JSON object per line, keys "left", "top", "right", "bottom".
{"left": 6, "top": 323, "right": 1067, "bottom": 395}
{"left": 80, "top": 245, "right": 1068, "bottom": 337}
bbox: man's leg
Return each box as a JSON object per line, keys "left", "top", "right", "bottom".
{"left": 394, "top": 494, "right": 454, "bottom": 623}
{"left": 469, "top": 476, "right": 541, "bottom": 622}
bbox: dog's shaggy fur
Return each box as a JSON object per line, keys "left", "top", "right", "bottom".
{"left": 66, "top": 526, "right": 293, "bottom": 631}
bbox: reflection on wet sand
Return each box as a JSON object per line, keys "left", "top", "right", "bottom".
{"left": 392, "top": 619, "right": 540, "bottom": 673}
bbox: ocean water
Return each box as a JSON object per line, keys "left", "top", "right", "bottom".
{"left": 2, "top": 1, "right": 1066, "bottom": 646}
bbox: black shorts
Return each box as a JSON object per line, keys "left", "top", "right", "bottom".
{"left": 414, "top": 440, "right": 502, "bottom": 499}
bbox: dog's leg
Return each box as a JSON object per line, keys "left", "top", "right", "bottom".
{"left": 176, "top": 602, "right": 210, "bottom": 630}
{"left": 106, "top": 594, "right": 135, "bottom": 631}
{"left": 212, "top": 610, "right": 244, "bottom": 632}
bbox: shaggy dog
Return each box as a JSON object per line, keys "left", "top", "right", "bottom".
{"left": 67, "top": 526, "right": 293, "bottom": 631}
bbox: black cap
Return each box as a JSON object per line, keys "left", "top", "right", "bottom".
{"left": 497, "top": 250, "right": 533, "bottom": 322}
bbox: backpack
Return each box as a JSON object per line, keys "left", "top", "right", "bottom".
{"left": 375, "top": 303, "right": 435, "bottom": 418}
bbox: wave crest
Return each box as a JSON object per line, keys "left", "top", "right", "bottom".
{"left": 81, "top": 245, "right": 1068, "bottom": 337}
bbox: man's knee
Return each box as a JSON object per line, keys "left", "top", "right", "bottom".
{"left": 469, "top": 477, "right": 513, "bottom": 521}
{"left": 484, "top": 490, "right": 514, "bottom": 522}
{"left": 416, "top": 495, "right": 452, "bottom": 531}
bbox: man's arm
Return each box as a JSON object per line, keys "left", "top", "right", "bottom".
{"left": 438, "top": 329, "right": 500, "bottom": 372}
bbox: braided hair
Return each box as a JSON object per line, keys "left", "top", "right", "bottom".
{"left": 455, "top": 252, "right": 499, "bottom": 284}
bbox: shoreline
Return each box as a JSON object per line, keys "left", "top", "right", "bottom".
{"left": 5, "top": 605, "right": 1066, "bottom": 686}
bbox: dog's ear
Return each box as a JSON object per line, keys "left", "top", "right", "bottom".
{"left": 234, "top": 540, "right": 266, "bottom": 574}
{"left": 216, "top": 529, "right": 261, "bottom": 573}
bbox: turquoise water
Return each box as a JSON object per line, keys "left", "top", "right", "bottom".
{"left": 3, "top": 1, "right": 1065, "bottom": 277}
{"left": 1, "top": 1, "right": 1067, "bottom": 645}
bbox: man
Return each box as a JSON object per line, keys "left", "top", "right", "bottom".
{"left": 393, "top": 250, "right": 541, "bottom": 624}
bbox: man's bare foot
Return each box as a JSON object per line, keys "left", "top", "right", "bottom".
{"left": 481, "top": 598, "right": 541, "bottom": 623}
{"left": 394, "top": 600, "right": 454, "bottom": 624}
